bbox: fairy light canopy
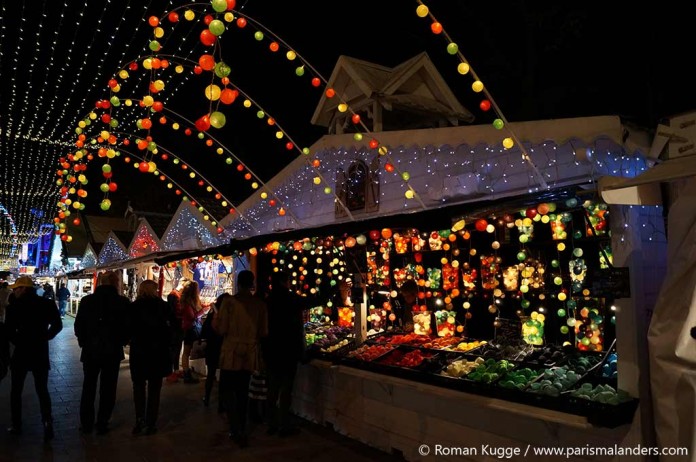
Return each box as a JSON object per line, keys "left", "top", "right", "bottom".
{"left": 160, "top": 200, "right": 222, "bottom": 251}
{"left": 1, "top": 0, "right": 691, "bottom": 268}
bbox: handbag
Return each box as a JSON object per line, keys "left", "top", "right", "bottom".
{"left": 190, "top": 338, "right": 207, "bottom": 360}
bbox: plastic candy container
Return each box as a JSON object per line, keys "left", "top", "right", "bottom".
{"left": 412, "top": 311, "right": 432, "bottom": 335}
{"left": 480, "top": 255, "right": 501, "bottom": 290}
{"left": 393, "top": 233, "right": 409, "bottom": 254}
{"left": 337, "top": 307, "right": 355, "bottom": 328}
{"left": 522, "top": 311, "right": 545, "bottom": 345}
{"left": 503, "top": 266, "right": 519, "bottom": 291}
{"left": 426, "top": 267, "right": 442, "bottom": 289}
{"left": 442, "top": 263, "right": 459, "bottom": 291}
{"left": 435, "top": 310, "right": 456, "bottom": 337}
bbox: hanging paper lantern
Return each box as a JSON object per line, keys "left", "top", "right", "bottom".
{"left": 211, "top": 0, "right": 228, "bottom": 13}
{"left": 195, "top": 115, "right": 211, "bottom": 132}
{"left": 475, "top": 219, "right": 488, "bottom": 232}
{"left": 209, "top": 19, "right": 225, "bottom": 36}
{"left": 226, "top": 0, "right": 236, "bottom": 9}
{"left": 205, "top": 84, "right": 221, "bottom": 100}
{"left": 479, "top": 100, "right": 491, "bottom": 111}
{"left": 100, "top": 199, "right": 112, "bottom": 211}
{"left": 210, "top": 112, "right": 226, "bottom": 128}
{"left": 416, "top": 5, "right": 429, "bottom": 17}
{"left": 214, "top": 62, "right": 231, "bottom": 78}
{"left": 200, "top": 29, "right": 216, "bottom": 46}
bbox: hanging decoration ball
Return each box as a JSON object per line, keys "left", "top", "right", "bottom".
{"left": 139, "top": 162, "right": 150, "bottom": 173}
{"left": 100, "top": 199, "right": 112, "bottom": 211}
{"left": 211, "top": 0, "right": 228, "bottom": 13}
{"left": 553, "top": 276, "right": 563, "bottom": 286}
{"left": 220, "top": 88, "right": 237, "bottom": 104}
{"left": 560, "top": 326, "right": 569, "bottom": 334}
{"left": 401, "top": 171, "right": 410, "bottom": 181}
{"left": 475, "top": 219, "right": 488, "bottom": 232}
{"left": 286, "top": 50, "right": 297, "bottom": 60}
{"left": 486, "top": 224, "right": 495, "bottom": 233}
{"left": 323, "top": 187, "right": 332, "bottom": 195}
{"left": 200, "top": 29, "right": 217, "bottom": 46}
{"left": 491, "top": 241, "right": 500, "bottom": 250}
{"left": 195, "top": 114, "right": 211, "bottom": 132}
{"left": 100, "top": 183, "right": 109, "bottom": 193}
{"left": 565, "top": 198, "right": 579, "bottom": 208}
{"left": 148, "top": 16, "right": 159, "bottom": 27}
{"left": 295, "top": 66, "right": 305, "bottom": 77}
{"left": 416, "top": 4, "right": 429, "bottom": 17}
{"left": 236, "top": 17, "right": 247, "bottom": 28}
{"left": 313, "top": 177, "right": 321, "bottom": 185}
{"left": 557, "top": 242, "right": 566, "bottom": 251}
{"left": 558, "top": 292, "right": 567, "bottom": 302}
{"left": 446, "top": 42, "right": 459, "bottom": 55}
{"left": 269, "top": 41, "right": 280, "bottom": 52}
{"left": 205, "top": 84, "right": 221, "bottom": 101}
{"left": 102, "top": 164, "right": 112, "bottom": 173}
{"left": 184, "top": 9, "right": 195, "bottom": 20}
{"left": 254, "top": 31, "right": 264, "bottom": 41}
{"left": 199, "top": 54, "right": 216, "bottom": 71}
{"left": 209, "top": 19, "right": 225, "bottom": 36}
{"left": 479, "top": 99, "right": 491, "bottom": 111}
{"left": 209, "top": 111, "right": 227, "bottom": 129}
{"left": 168, "top": 11, "right": 179, "bottom": 23}
{"left": 405, "top": 190, "right": 415, "bottom": 199}
{"left": 226, "top": 0, "right": 236, "bottom": 10}
{"left": 381, "top": 228, "right": 393, "bottom": 239}
{"left": 224, "top": 12, "right": 234, "bottom": 22}
{"left": 493, "top": 119, "right": 504, "bottom": 130}
{"left": 573, "top": 248, "right": 584, "bottom": 258}
{"left": 384, "top": 163, "right": 395, "bottom": 173}
{"left": 502, "top": 137, "right": 514, "bottom": 149}
{"left": 471, "top": 80, "right": 484, "bottom": 93}
{"left": 149, "top": 40, "right": 161, "bottom": 52}
{"left": 431, "top": 22, "right": 443, "bottom": 34}
{"left": 214, "top": 62, "right": 231, "bottom": 78}
{"left": 337, "top": 103, "right": 348, "bottom": 113}
{"left": 108, "top": 182, "right": 118, "bottom": 192}
{"left": 516, "top": 251, "right": 527, "bottom": 262}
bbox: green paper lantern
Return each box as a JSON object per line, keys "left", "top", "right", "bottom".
{"left": 208, "top": 19, "right": 225, "bottom": 36}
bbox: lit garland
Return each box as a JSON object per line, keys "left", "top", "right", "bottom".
{"left": 97, "top": 233, "right": 129, "bottom": 265}
{"left": 226, "top": 140, "right": 649, "bottom": 238}
{"left": 160, "top": 203, "right": 222, "bottom": 251}
{"left": 414, "top": 1, "right": 547, "bottom": 189}
{"left": 129, "top": 220, "right": 161, "bottom": 258}
{"left": 81, "top": 245, "right": 98, "bottom": 269}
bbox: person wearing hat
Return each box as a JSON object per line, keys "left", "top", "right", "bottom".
{"left": 4, "top": 275, "right": 63, "bottom": 441}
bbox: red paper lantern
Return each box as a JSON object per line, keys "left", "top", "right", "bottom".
{"left": 168, "top": 11, "right": 179, "bottom": 23}
{"left": 351, "top": 114, "right": 361, "bottom": 124}
{"left": 200, "top": 29, "right": 216, "bottom": 46}
{"left": 369, "top": 230, "right": 380, "bottom": 241}
{"left": 525, "top": 208, "right": 538, "bottom": 219}
{"left": 139, "top": 162, "right": 150, "bottom": 173}
{"left": 226, "top": 0, "right": 236, "bottom": 9}
{"left": 148, "top": 16, "right": 159, "bottom": 27}
{"left": 195, "top": 115, "right": 211, "bottom": 132}
{"left": 475, "top": 219, "right": 488, "bottom": 232}
{"left": 108, "top": 182, "right": 118, "bottom": 192}
{"left": 311, "top": 77, "right": 321, "bottom": 87}
{"left": 198, "top": 54, "right": 215, "bottom": 71}
{"left": 236, "top": 17, "right": 247, "bottom": 28}
{"left": 479, "top": 100, "right": 491, "bottom": 111}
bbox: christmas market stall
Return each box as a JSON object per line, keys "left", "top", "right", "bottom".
{"left": 221, "top": 115, "right": 663, "bottom": 460}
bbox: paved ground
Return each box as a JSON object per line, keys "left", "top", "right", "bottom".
{"left": 0, "top": 317, "right": 403, "bottom": 462}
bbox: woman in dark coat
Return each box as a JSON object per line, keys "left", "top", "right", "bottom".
{"left": 202, "top": 293, "right": 229, "bottom": 412}
{"left": 128, "top": 280, "right": 172, "bottom": 435}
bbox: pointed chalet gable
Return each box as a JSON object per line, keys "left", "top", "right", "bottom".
{"left": 311, "top": 52, "right": 473, "bottom": 133}
{"left": 81, "top": 244, "right": 98, "bottom": 269}
{"left": 160, "top": 201, "right": 221, "bottom": 251}
{"left": 128, "top": 219, "right": 162, "bottom": 258}
{"left": 98, "top": 231, "right": 129, "bottom": 265}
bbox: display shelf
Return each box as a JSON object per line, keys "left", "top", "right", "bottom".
{"left": 562, "top": 375, "right": 638, "bottom": 428}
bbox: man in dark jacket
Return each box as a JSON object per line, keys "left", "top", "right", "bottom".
{"left": 4, "top": 276, "right": 63, "bottom": 440}
{"left": 74, "top": 271, "right": 130, "bottom": 435}
{"left": 265, "top": 271, "right": 331, "bottom": 436}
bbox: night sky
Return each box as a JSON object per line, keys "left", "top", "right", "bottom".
{"left": 0, "top": 0, "right": 693, "bottom": 255}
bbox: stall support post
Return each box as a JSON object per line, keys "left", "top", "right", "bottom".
{"left": 611, "top": 204, "right": 663, "bottom": 450}
{"left": 354, "top": 280, "right": 367, "bottom": 345}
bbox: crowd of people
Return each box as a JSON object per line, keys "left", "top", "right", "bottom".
{"left": 0, "top": 268, "right": 336, "bottom": 448}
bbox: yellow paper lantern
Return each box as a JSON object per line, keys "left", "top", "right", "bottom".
{"left": 405, "top": 190, "right": 414, "bottom": 199}
{"left": 337, "top": 103, "right": 348, "bottom": 113}
{"left": 416, "top": 5, "right": 429, "bottom": 17}
{"left": 205, "top": 85, "right": 221, "bottom": 101}
{"left": 184, "top": 9, "right": 195, "bottom": 21}
{"left": 472, "top": 80, "right": 484, "bottom": 92}
{"left": 286, "top": 50, "right": 297, "bottom": 61}
{"left": 457, "top": 62, "right": 470, "bottom": 75}
{"left": 243, "top": 99, "right": 252, "bottom": 108}
{"left": 175, "top": 65, "right": 184, "bottom": 74}
{"left": 502, "top": 137, "right": 514, "bottom": 149}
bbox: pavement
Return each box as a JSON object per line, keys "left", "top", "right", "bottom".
{"left": 0, "top": 317, "right": 403, "bottom": 462}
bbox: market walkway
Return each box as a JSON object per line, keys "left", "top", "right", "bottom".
{"left": 0, "top": 317, "right": 403, "bottom": 462}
